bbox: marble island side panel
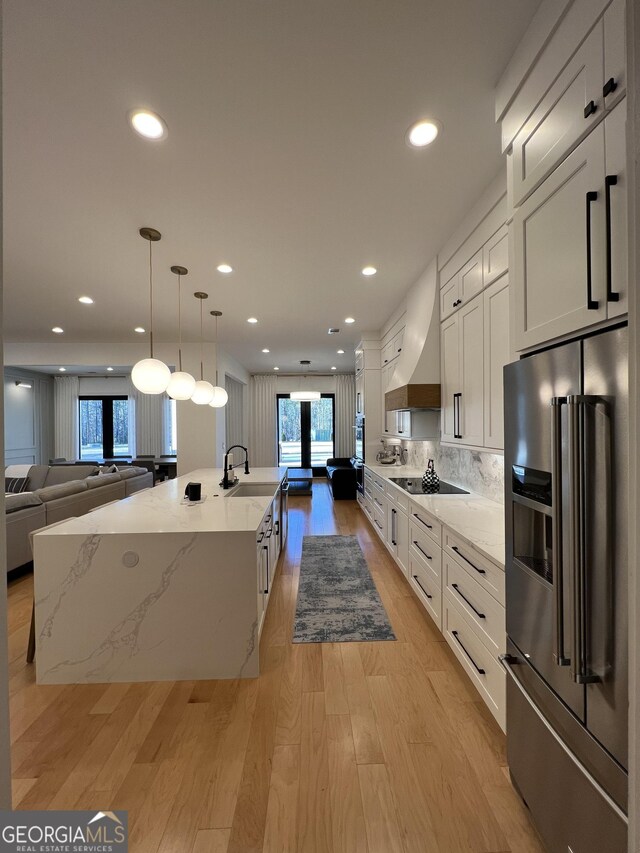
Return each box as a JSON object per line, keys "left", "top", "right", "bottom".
{"left": 33, "top": 529, "right": 260, "bottom": 684}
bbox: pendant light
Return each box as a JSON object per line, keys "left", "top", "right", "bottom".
{"left": 191, "top": 292, "right": 215, "bottom": 405}
{"left": 208, "top": 310, "right": 228, "bottom": 409}
{"left": 290, "top": 360, "right": 321, "bottom": 401}
{"left": 166, "top": 265, "right": 197, "bottom": 400}
{"left": 131, "top": 227, "right": 171, "bottom": 394}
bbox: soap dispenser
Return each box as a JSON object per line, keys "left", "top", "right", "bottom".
{"left": 421, "top": 459, "right": 440, "bottom": 493}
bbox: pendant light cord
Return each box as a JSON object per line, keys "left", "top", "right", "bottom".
{"left": 214, "top": 313, "right": 219, "bottom": 386}
{"left": 200, "top": 298, "right": 204, "bottom": 381}
{"left": 177, "top": 272, "right": 183, "bottom": 371}
{"left": 148, "top": 238, "right": 154, "bottom": 358}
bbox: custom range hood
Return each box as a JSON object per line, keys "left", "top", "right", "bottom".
{"left": 385, "top": 259, "right": 441, "bottom": 411}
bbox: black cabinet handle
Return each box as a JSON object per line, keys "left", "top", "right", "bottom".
{"left": 605, "top": 175, "right": 620, "bottom": 302}
{"left": 452, "top": 630, "right": 485, "bottom": 674}
{"left": 413, "top": 575, "right": 432, "bottom": 600}
{"left": 391, "top": 508, "right": 397, "bottom": 546}
{"left": 586, "top": 191, "right": 599, "bottom": 310}
{"left": 584, "top": 100, "right": 597, "bottom": 118}
{"left": 412, "top": 513, "right": 432, "bottom": 530}
{"left": 454, "top": 392, "right": 462, "bottom": 439}
{"left": 263, "top": 544, "right": 269, "bottom": 594}
{"left": 452, "top": 583, "right": 485, "bottom": 618}
{"left": 397, "top": 348, "right": 402, "bottom": 353}
{"left": 384, "top": 359, "right": 389, "bottom": 364}
{"left": 374, "top": 519, "right": 383, "bottom": 531}
{"left": 451, "top": 545, "right": 485, "bottom": 575}
{"left": 257, "top": 533, "right": 264, "bottom": 543}
{"left": 412, "top": 540, "right": 432, "bottom": 561}
{"left": 452, "top": 298, "right": 462, "bottom": 308}
{"left": 603, "top": 77, "right": 617, "bottom": 98}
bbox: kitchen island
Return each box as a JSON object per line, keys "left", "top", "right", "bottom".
{"left": 32, "top": 467, "right": 287, "bottom": 684}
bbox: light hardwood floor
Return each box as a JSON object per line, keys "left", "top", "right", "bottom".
{"left": 6, "top": 482, "right": 545, "bottom": 853}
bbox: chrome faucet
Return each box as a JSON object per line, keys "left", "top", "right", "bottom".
{"left": 221, "top": 444, "right": 250, "bottom": 489}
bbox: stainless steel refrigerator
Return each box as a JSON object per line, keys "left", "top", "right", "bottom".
{"left": 503, "top": 324, "right": 628, "bottom": 853}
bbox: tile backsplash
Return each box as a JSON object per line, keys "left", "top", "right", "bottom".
{"left": 402, "top": 440, "right": 505, "bottom": 504}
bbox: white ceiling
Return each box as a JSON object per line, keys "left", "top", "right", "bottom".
{"left": 3, "top": 0, "right": 539, "bottom": 374}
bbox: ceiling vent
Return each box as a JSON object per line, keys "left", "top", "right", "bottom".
{"left": 328, "top": 328, "right": 340, "bottom": 335}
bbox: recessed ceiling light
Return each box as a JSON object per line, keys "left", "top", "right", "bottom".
{"left": 217, "top": 264, "right": 233, "bottom": 274}
{"left": 58, "top": 367, "right": 66, "bottom": 372}
{"left": 331, "top": 366, "right": 337, "bottom": 370}
{"left": 52, "top": 326, "right": 64, "bottom": 334}
{"left": 247, "top": 317, "right": 258, "bottom": 324}
{"left": 78, "top": 296, "right": 94, "bottom": 304}
{"left": 406, "top": 119, "right": 441, "bottom": 148}
{"left": 362, "top": 266, "right": 377, "bottom": 276}
{"left": 337, "top": 349, "right": 345, "bottom": 354}
{"left": 129, "top": 109, "right": 167, "bottom": 140}
{"left": 262, "top": 348, "right": 270, "bottom": 353}
{"left": 134, "top": 326, "right": 145, "bottom": 333}
{"left": 345, "top": 317, "right": 355, "bottom": 324}
{"left": 107, "top": 367, "right": 114, "bottom": 372}
{"left": 273, "top": 366, "right": 280, "bottom": 371}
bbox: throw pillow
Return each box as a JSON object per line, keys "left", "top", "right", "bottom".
{"left": 5, "top": 476, "right": 29, "bottom": 494}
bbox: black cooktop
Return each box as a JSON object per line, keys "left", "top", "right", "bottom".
{"left": 388, "top": 477, "right": 469, "bottom": 495}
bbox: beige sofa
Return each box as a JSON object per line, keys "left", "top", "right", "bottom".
{"left": 5, "top": 464, "right": 153, "bottom": 573}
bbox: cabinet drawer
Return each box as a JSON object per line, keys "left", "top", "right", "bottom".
{"left": 444, "top": 529, "right": 505, "bottom": 606}
{"left": 363, "top": 497, "right": 374, "bottom": 522}
{"left": 444, "top": 553, "right": 505, "bottom": 657}
{"left": 443, "top": 596, "right": 506, "bottom": 731}
{"left": 372, "top": 506, "right": 386, "bottom": 538}
{"left": 372, "top": 473, "right": 386, "bottom": 491}
{"left": 385, "top": 482, "right": 409, "bottom": 512}
{"left": 409, "top": 523, "right": 442, "bottom": 579}
{"left": 371, "top": 488, "right": 386, "bottom": 514}
{"left": 409, "top": 504, "right": 442, "bottom": 547}
{"left": 409, "top": 554, "right": 442, "bottom": 630}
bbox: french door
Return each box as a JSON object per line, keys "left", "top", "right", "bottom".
{"left": 79, "top": 396, "right": 129, "bottom": 460}
{"left": 277, "top": 394, "right": 335, "bottom": 471}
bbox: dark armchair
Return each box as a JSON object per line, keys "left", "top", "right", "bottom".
{"left": 325, "top": 457, "right": 357, "bottom": 500}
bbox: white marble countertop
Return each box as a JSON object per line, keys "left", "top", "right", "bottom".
{"left": 364, "top": 464, "right": 505, "bottom": 568}
{"left": 38, "top": 467, "right": 287, "bottom": 536}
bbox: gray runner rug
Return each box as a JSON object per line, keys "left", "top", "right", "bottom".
{"left": 293, "top": 535, "right": 396, "bottom": 643}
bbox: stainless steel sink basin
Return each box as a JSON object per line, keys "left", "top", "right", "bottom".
{"left": 226, "top": 483, "right": 278, "bottom": 498}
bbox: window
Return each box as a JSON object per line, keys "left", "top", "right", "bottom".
{"left": 277, "top": 394, "right": 335, "bottom": 471}
{"left": 79, "top": 396, "right": 129, "bottom": 460}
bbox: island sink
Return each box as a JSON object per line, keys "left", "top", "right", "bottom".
{"left": 227, "top": 483, "right": 279, "bottom": 498}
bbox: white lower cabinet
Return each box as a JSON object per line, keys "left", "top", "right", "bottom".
{"left": 359, "top": 471, "right": 506, "bottom": 730}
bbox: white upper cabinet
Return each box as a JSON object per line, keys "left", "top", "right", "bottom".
{"left": 459, "top": 249, "right": 484, "bottom": 305}
{"left": 603, "top": 0, "right": 626, "bottom": 109}
{"left": 513, "top": 101, "right": 627, "bottom": 352}
{"left": 440, "top": 314, "right": 459, "bottom": 444}
{"left": 604, "top": 99, "right": 627, "bottom": 319}
{"left": 458, "top": 297, "right": 484, "bottom": 447}
{"left": 483, "top": 275, "right": 510, "bottom": 450}
{"left": 439, "top": 249, "right": 483, "bottom": 322}
{"left": 380, "top": 339, "right": 395, "bottom": 367}
{"left": 509, "top": 0, "right": 626, "bottom": 209}
{"left": 440, "top": 295, "right": 485, "bottom": 448}
{"left": 482, "top": 225, "right": 508, "bottom": 287}
{"left": 511, "top": 23, "right": 603, "bottom": 207}
{"left": 440, "top": 271, "right": 460, "bottom": 322}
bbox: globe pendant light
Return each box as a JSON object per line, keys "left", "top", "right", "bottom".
{"left": 290, "top": 360, "right": 321, "bottom": 401}
{"left": 166, "top": 265, "right": 197, "bottom": 400}
{"left": 209, "top": 310, "right": 229, "bottom": 409}
{"left": 191, "top": 292, "right": 215, "bottom": 405}
{"left": 131, "top": 227, "right": 171, "bottom": 394}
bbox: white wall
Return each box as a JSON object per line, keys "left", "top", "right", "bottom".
{"left": 4, "top": 368, "right": 54, "bottom": 465}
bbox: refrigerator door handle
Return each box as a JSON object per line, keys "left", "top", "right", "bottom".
{"left": 568, "top": 395, "right": 601, "bottom": 684}
{"left": 500, "top": 654, "right": 628, "bottom": 826}
{"left": 551, "top": 397, "right": 570, "bottom": 666}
